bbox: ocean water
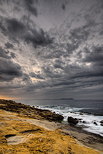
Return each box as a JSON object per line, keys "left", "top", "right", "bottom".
{"left": 31, "top": 99, "right": 103, "bottom": 137}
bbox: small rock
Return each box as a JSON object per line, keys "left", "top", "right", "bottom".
{"left": 93, "top": 122, "right": 97, "bottom": 125}
{"left": 100, "top": 120, "right": 103, "bottom": 126}
{"left": 82, "top": 121, "right": 86, "bottom": 123}
{"left": 80, "top": 113, "right": 83, "bottom": 115}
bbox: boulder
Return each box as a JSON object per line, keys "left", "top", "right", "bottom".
{"left": 67, "top": 116, "right": 78, "bottom": 125}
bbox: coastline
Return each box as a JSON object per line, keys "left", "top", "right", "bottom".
{"left": 38, "top": 103, "right": 103, "bottom": 137}
{"left": 60, "top": 122, "right": 103, "bottom": 151}
{"left": 0, "top": 99, "right": 103, "bottom": 153}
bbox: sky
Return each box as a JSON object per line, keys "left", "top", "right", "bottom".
{"left": 0, "top": 0, "right": 103, "bottom": 102}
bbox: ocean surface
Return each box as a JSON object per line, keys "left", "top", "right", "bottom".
{"left": 29, "top": 99, "right": 103, "bottom": 137}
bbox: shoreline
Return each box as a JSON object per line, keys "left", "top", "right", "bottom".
{"left": 62, "top": 120, "right": 103, "bottom": 138}
{"left": 59, "top": 122, "right": 103, "bottom": 151}
{"left": 0, "top": 99, "right": 103, "bottom": 153}
{"left": 0, "top": 109, "right": 102, "bottom": 152}
{"left": 38, "top": 105, "right": 103, "bottom": 137}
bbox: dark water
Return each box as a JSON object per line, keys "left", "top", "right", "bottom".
{"left": 28, "top": 99, "right": 103, "bottom": 115}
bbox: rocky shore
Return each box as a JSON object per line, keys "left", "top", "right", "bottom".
{"left": 0, "top": 99, "right": 63, "bottom": 122}
{"left": 0, "top": 99, "right": 102, "bottom": 154}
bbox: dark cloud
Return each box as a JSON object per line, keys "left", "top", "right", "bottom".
{"left": 43, "top": 50, "right": 66, "bottom": 59}
{"left": 66, "top": 42, "right": 79, "bottom": 54}
{"left": 62, "top": 4, "right": 66, "bottom": 10}
{"left": 0, "top": 0, "right": 4, "bottom": 4}
{"left": 10, "top": 52, "right": 16, "bottom": 58}
{"left": 84, "top": 46, "right": 103, "bottom": 63}
{"left": 0, "top": 0, "right": 103, "bottom": 100}
{"left": 67, "top": 17, "right": 98, "bottom": 53}
{"left": 72, "top": 71, "right": 103, "bottom": 80}
{"left": 0, "top": 17, "right": 25, "bottom": 42}
{"left": 42, "top": 66, "right": 63, "bottom": 79}
{"left": 25, "top": 28, "right": 53, "bottom": 48}
{"left": 0, "top": 17, "right": 53, "bottom": 47}
{"left": 53, "top": 59, "right": 64, "bottom": 69}
{"left": 5, "top": 42, "right": 14, "bottom": 49}
{"left": 0, "top": 0, "right": 38, "bottom": 17}
{"left": 22, "top": 73, "right": 31, "bottom": 82}
{"left": 69, "top": 46, "right": 103, "bottom": 83}
{"left": 0, "top": 47, "right": 16, "bottom": 59}
{"left": 0, "top": 47, "right": 10, "bottom": 59}
{"left": 30, "top": 72, "right": 44, "bottom": 79}
{"left": 0, "top": 17, "right": 6, "bottom": 34}
{"left": 0, "top": 58, "right": 22, "bottom": 82}
{"left": 7, "top": 18, "right": 25, "bottom": 33}
{"left": 5, "top": 18, "right": 25, "bottom": 41}
{"left": 24, "top": 0, "right": 38, "bottom": 16}
{"left": 69, "top": 27, "right": 89, "bottom": 46}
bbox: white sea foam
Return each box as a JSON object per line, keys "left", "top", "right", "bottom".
{"left": 37, "top": 105, "right": 103, "bottom": 136}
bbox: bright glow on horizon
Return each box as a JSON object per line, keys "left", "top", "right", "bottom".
{"left": 0, "top": 95, "right": 18, "bottom": 100}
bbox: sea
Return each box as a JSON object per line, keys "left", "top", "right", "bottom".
{"left": 28, "top": 99, "right": 103, "bottom": 137}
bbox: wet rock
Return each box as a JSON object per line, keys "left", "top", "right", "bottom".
{"left": 80, "top": 113, "right": 83, "bottom": 115}
{"left": 82, "top": 121, "right": 86, "bottom": 123}
{"left": 93, "top": 122, "right": 97, "bottom": 125}
{"left": 100, "top": 120, "right": 103, "bottom": 126}
{"left": 67, "top": 117, "right": 78, "bottom": 125}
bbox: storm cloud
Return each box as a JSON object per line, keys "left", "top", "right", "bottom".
{"left": 0, "top": 0, "right": 103, "bottom": 100}
{"left": 5, "top": 42, "right": 14, "bottom": 49}
{"left": 0, "top": 47, "right": 10, "bottom": 59}
{"left": 0, "top": 58, "right": 22, "bottom": 81}
{"left": 0, "top": 17, "right": 53, "bottom": 47}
